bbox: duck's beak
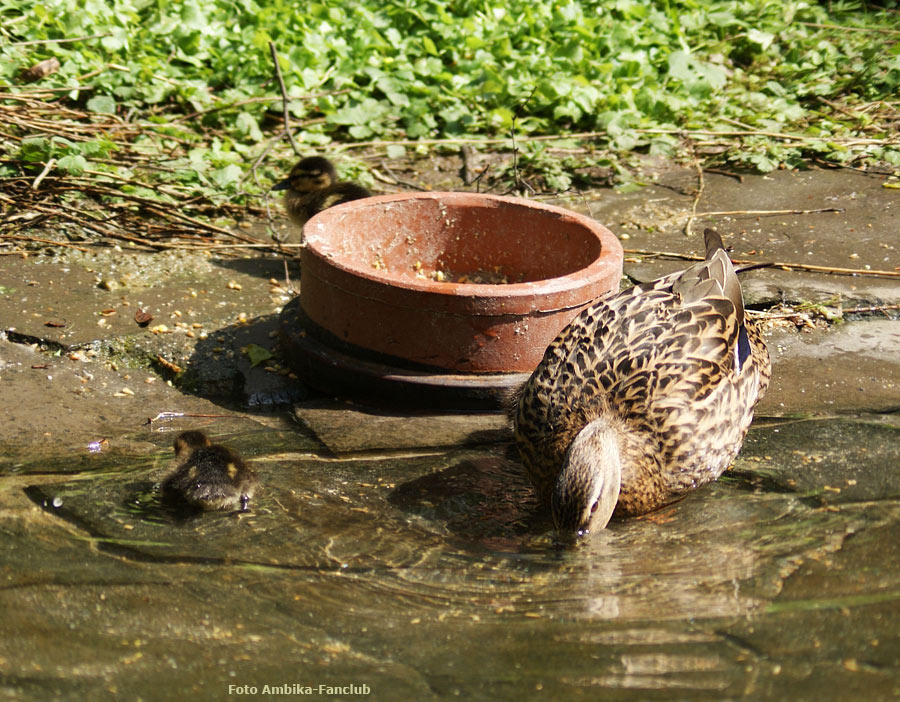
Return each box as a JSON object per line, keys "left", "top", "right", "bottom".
{"left": 271, "top": 178, "right": 291, "bottom": 191}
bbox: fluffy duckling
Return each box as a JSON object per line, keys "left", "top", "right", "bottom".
{"left": 514, "top": 229, "right": 770, "bottom": 537}
{"left": 272, "top": 156, "right": 371, "bottom": 228}
{"left": 162, "top": 431, "right": 258, "bottom": 511}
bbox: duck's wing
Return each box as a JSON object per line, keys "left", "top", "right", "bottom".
{"left": 575, "top": 267, "right": 746, "bottom": 423}
{"left": 526, "top": 233, "right": 746, "bottom": 417}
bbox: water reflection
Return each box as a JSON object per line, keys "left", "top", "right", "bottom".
{"left": 389, "top": 455, "right": 545, "bottom": 550}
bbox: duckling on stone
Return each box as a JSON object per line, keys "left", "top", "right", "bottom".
{"left": 514, "top": 229, "right": 770, "bottom": 537}
{"left": 272, "top": 156, "right": 371, "bottom": 229}
{"left": 162, "top": 431, "right": 258, "bottom": 511}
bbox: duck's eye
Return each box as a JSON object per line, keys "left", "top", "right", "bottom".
{"left": 590, "top": 500, "right": 600, "bottom": 514}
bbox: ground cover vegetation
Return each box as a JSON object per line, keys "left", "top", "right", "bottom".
{"left": 1, "top": 0, "right": 898, "bottom": 247}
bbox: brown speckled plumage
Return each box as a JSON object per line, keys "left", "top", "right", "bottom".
{"left": 272, "top": 156, "right": 371, "bottom": 228}
{"left": 514, "top": 229, "right": 770, "bottom": 534}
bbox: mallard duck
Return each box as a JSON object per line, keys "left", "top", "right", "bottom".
{"left": 514, "top": 229, "right": 770, "bottom": 536}
{"left": 162, "top": 431, "right": 258, "bottom": 511}
{"left": 272, "top": 156, "right": 371, "bottom": 228}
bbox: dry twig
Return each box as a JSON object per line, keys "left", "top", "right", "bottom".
{"left": 269, "top": 41, "right": 301, "bottom": 156}
{"left": 623, "top": 248, "right": 900, "bottom": 278}
{"left": 684, "top": 160, "right": 704, "bottom": 237}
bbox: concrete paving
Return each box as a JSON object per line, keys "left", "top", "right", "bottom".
{"left": 3, "top": 165, "right": 897, "bottom": 455}
{"left": 1, "top": 163, "right": 899, "bottom": 700}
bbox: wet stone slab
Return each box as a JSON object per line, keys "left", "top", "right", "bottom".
{"left": 0, "top": 253, "right": 290, "bottom": 349}
{"left": 2, "top": 415, "right": 899, "bottom": 700}
{"left": 759, "top": 322, "right": 900, "bottom": 415}
{"left": 0, "top": 330, "right": 311, "bottom": 467}
{"left": 569, "top": 168, "right": 900, "bottom": 308}
{"left": 740, "top": 416, "right": 900, "bottom": 504}
{"left": 184, "top": 313, "right": 311, "bottom": 407}
{"left": 292, "top": 399, "right": 512, "bottom": 455}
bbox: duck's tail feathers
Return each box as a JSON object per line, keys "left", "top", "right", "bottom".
{"left": 702, "top": 228, "right": 744, "bottom": 323}
{"left": 704, "top": 228, "right": 726, "bottom": 258}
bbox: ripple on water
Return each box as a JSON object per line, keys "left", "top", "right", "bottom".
{"left": 21, "top": 427, "right": 868, "bottom": 625}
{"left": 14, "top": 417, "right": 900, "bottom": 699}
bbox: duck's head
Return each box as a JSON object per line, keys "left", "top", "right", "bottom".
{"left": 272, "top": 156, "right": 337, "bottom": 194}
{"left": 173, "top": 430, "right": 211, "bottom": 461}
{"left": 552, "top": 419, "right": 621, "bottom": 537}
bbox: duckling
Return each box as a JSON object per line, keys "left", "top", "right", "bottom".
{"left": 272, "top": 156, "right": 371, "bottom": 228}
{"left": 162, "top": 431, "right": 258, "bottom": 511}
{"left": 514, "top": 229, "right": 770, "bottom": 536}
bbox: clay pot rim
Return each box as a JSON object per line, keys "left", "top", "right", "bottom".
{"left": 302, "top": 191, "right": 621, "bottom": 300}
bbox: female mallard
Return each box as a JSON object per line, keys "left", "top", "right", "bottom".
{"left": 272, "top": 156, "right": 371, "bottom": 229}
{"left": 514, "top": 229, "right": 770, "bottom": 536}
{"left": 162, "top": 431, "right": 258, "bottom": 511}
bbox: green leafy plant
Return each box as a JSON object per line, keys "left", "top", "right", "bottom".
{"left": 17, "top": 135, "right": 117, "bottom": 175}
{"left": 1, "top": 0, "right": 898, "bottom": 210}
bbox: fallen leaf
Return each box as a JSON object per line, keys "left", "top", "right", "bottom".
{"left": 245, "top": 343, "right": 274, "bottom": 367}
{"left": 134, "top": 309, "right": 153, "bottom": 326}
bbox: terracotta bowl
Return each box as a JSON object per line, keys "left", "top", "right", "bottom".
{"left": 295, "top": 191, "right": 622, "bottom": 375}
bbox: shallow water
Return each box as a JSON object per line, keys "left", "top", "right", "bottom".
{"left": 2, "top": 415, "right": 899, "bottom": 700}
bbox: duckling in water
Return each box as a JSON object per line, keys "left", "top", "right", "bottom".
{"left": 272, "top": 156, "right": 371, "bottom": 229}
{"left": 162, "top": 431, "right": 258, "bottom": 511}
{"left": 514, "top": 229, "right": 770, "bottom": 536}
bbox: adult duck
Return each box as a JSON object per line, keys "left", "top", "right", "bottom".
{"left": 514, "top": 229, "right": 770, "bottom": 536}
